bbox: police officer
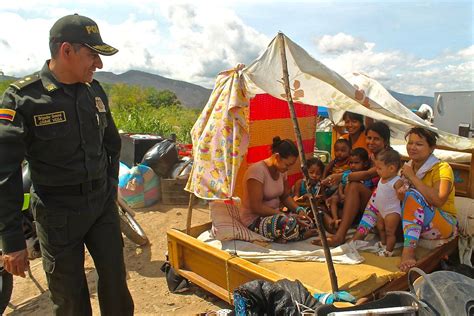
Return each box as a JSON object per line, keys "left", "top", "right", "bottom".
{"left": 0, "top": 14, "right": 133, "bottom": 315}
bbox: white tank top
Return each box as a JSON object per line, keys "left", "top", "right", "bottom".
{"left": 373, "top": 175, "right": 401, "bottom": 218}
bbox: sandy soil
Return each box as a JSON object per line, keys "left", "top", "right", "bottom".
{"left": 5, "top": 202, "right": 232, "bottom": 315}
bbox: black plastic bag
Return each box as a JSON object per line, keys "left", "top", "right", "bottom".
{"left": 160, "top": 262, "right": 189, "bottom": 293}
{"left": 141, "top": 139, "right": 179, "bottom": 177}
{"left": 233, "top": 279, "right": 321, "bottom": 315}
{"left": 440, "top": 256, "right": 474, "bottom": 279}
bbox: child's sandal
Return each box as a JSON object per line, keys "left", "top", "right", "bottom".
{"left": 377, "top": 249, "right": 394, "bottom": 257}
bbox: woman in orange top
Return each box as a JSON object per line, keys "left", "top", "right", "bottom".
{"left": 332, "top": 112, "right": 369, "bottom": 159}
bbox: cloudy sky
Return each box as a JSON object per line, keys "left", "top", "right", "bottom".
{"left": 0, "top": 0, "right": 472, "bottom": 96}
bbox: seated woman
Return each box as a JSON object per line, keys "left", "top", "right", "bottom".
{"left": 398, "top": 127, "right": 458, "bottom": 271}
{"left": 331, "top": 111, "right": 370, "bottom": 159}
{"left": 240, "top": 136, "right": 318, "bottom": 242}
{"left": 316, "top": 121, "right": 392, "bottom": 246}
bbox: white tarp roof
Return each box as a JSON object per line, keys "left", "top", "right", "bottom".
{"left": 241, "top": 33, "right": 474, "bottom": 151}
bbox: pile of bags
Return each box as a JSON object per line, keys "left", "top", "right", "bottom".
{"left": 118, "top": 139, "right": 193, "bottom": 208}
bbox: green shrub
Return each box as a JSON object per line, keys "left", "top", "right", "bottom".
{"left": 106, "top": 83, "right": 199, "bottom": 143}
{"left": 0, "top": 80, "right": 14, "bottom": 94}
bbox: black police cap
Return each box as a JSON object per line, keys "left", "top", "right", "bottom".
{"left": 49, "top": 14, "right": 118, "bottom": 56}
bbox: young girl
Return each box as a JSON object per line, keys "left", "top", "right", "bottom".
{"left": 293, "top": 158, "right": 325, "bottom": 203}
{"left": 351, "top": 148, "right": 404, "bottom": 256}
{"left": 326, "top": 148, "right": 372, "bottom": 227}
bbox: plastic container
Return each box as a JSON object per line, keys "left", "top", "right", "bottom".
{"left": 411, "top": 268, "right": 474, "bottom": 316}
{"left": 316, "top": 131, "right": 332, "bottom": 155}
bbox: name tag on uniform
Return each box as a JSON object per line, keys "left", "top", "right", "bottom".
{"left": 95, "top": 97, "right": 106, "bottom": 112}
{"left": 34, "top": 111, "right": 67, "bottom": 126}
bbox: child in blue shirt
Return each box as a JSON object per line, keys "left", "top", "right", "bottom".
{"left": 293, "top": 158, "right": 325, "bottom": 204}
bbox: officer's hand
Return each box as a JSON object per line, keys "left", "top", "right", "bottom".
{"left": 2, "top": 249, "right": 29, "bottom": 277}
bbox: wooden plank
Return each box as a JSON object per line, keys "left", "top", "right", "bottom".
{"left": 451, "top": 162, "right": 471, "bottom": 197}
{"left": 178, "top": 269, "right": 233, "bottom": 303}
{"left": 436, "top": 145, "right": 473, "bottom": 154}
{"left": 167, "top": 228, "right": 321, "bottom": 304}
{"left": 186, "top": 222, "right": 212, "bottom": 237}
{"left": 370, "top": 237, "right": 458, "bottom": 299}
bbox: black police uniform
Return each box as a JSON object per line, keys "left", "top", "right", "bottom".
{"left": 0, "top": 61, "right": 133, "bottom": 315}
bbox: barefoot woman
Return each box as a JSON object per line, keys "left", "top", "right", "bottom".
{"left": 318, "top": 121, "right": 391, "bottom": 246}
{"left": 398, "top": 127, "right": 458, "bottom": 271}
{"left": 240, "top": 136, "right": 318, "bottom": 242}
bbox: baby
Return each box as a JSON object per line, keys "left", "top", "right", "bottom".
{"left": 293, "top": 157, "right": 325, "bottom": 204}
{"left": 323, "top": 138, "right": 351, "bottom": 178}
{"left": 326, "top": 147, "right": 372, "bottom": 227}
{"left": 351, "top": 148, "right": 404, "bottom": 256}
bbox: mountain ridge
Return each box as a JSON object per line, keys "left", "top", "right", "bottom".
{"left": 1, "top": 70, "right": 434, "bottom": 109}
{"left": 94, "top": 70, "right": 212, "bottom": 108}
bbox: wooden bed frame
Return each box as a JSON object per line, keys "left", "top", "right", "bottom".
{"left": 167, "top": 222, "right": 458, "bottom": 304}
{"left": 167, "top": 146, "right": 473, "bottom": 304}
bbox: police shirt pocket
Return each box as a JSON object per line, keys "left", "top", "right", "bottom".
{"left": 93, "top": 112, "right": 108, "bottom": 130}
{"left": 34, "top": 124, "right": 70, "bottom": 140}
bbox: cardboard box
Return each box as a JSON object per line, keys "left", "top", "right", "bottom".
{"left": 161, "top": 178, "right": 190, "bottom": 205}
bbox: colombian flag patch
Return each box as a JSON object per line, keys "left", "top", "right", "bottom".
{"left": 0, "top": 109, "right": 16, "bottom": 122}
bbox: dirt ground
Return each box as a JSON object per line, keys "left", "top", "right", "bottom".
{"left": 5, "top": 202, "right": 233, "bottom": 315}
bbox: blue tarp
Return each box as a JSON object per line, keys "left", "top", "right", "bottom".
{"left": 318, "top": 106, "right": 329, "bottom": 117}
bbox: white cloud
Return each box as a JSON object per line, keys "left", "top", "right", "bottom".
{"left": 0, "top": 1, "right": 268, "bottom": 88}
{"left": 458, "top": 45, "right": 474, "bottom": 58}
{"left": 0, "top": 13, "right": 52, "bottom": 75}
{"left": 314, "top": 33, "right": 474, "bottom": 96}
{"left": 316, "top": 33, "right": 367, "bottom": 54}
{"left": 156, "top": 4, "right": 268, "bottom": 86}
{"left": 0, "top": 2, "right": 471, "bottom": 96}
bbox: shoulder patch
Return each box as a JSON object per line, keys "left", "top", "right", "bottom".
{"left": 0, "top": 109, "right": 16, "bottom": 122}
{"left": 10, "top": 73, "right": 40, "bottom": 90}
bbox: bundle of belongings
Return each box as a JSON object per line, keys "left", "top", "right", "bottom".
{"left": 234, "top": 268, "right": 474, "bottom": 315}
{"left": 118, "top": 138, "right": 193, "bottom": 208}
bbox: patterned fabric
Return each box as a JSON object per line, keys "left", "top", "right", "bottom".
{"left": 118, "top": 163, "right": 160, "bottom": 208}
{"left": 210, "top": 198, "right": 270, "bottom": 242}
{"left": 357, "top": 198, "right": 379, "bottom": 236}
{"left": 185, "top": 67, "right": 250, "bottom": 200}
{"left": 402, "top": 189, "right": 458, "bottom": 248}
{"left": 239, "top": 94, "right": 317, "bottom": 192}
{"left": 248, "top": 208, "right": 315, "bottom": 242}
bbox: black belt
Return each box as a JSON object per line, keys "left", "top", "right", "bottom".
{"left": 35, "top": 178, "right": 107, "bottom": 195}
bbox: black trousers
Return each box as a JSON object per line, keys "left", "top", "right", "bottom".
{"left": 31, "top": 181, "right": 134, "bottom": 316}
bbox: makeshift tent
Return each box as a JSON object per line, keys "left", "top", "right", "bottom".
{"left": 186, "top": 33, "right": 474, "bottom": 201}
{"left": 173, "top": 33, "right": 471, "bottom": 303}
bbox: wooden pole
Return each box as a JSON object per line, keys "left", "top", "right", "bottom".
{"left": 277, "top": 32, "right": 339, "bottom": 292}
{"left": 469, "top": 148, "right": 474, "bottom": 199}
{"left": 186, "top": 193, "right": 195, "bottom": 235}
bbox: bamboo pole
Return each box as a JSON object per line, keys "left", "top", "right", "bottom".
{"left": 278, "top": 32, "right": 339, "bottom": 292}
